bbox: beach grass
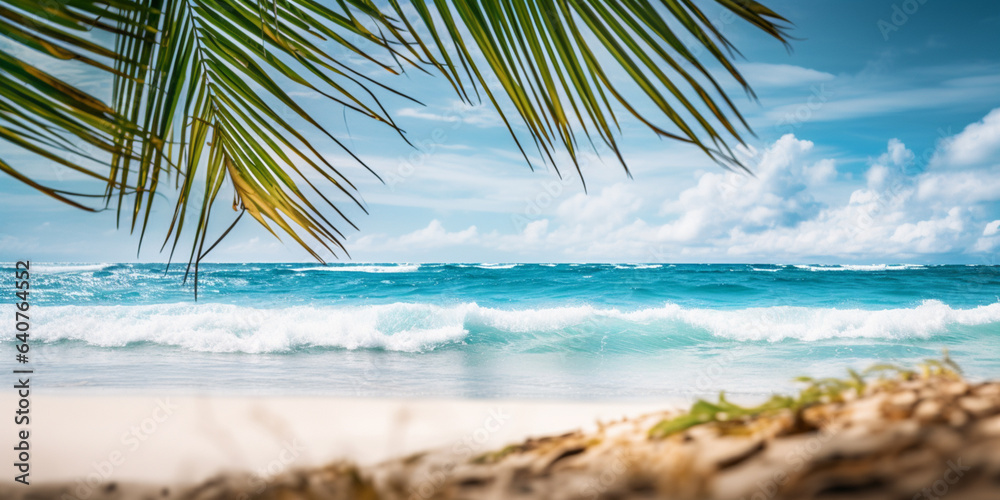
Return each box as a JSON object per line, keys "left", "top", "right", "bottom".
{"left": 649, "top": 349, "right": 963, "bottom": 438}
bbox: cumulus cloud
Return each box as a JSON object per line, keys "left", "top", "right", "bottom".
{"left": 656, "top": 135, "right": 833, "bottom": 244}
{"left": 932, "top": 108, "right": 1000, "bottom": 168}
{"left": 352, "top": 107, "right": 1000, "bottom": 262}
{"left": 721, "top": 130, "right": 997, "bottom": 259}
{"left": 974, "top": 220, "right": 1000, "bottom": 253}
{"left": 396, "top": 220, "right": 479, "bottom": 247}
{"left": 540, "top": 109, "right": 999, "bottom": 260}
{"left": 557, "top": 184, "right": 643, "bottom": 228}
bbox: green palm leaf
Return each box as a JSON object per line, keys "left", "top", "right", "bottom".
{"left": 0, "top": 0, "right": 790, "bottom": 295}
{"left": 393, "top": 0, "right": 790, "bottom": 179}
{"left": 0, "top": 0, "right": 149, "bottom": 207}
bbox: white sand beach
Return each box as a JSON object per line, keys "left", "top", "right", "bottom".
{"left": 0, "top": 394, "right": 672, "bottom": 486}
{"left": 6, "top": 374, "right": 1000, "bottom": 500}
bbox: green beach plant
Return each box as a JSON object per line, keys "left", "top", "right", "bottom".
{"left": 648, "top": 351, "right": 963, "bottom": 439}
{"left": 863, "top": 348, "right": 963, "bottom": 380}
{"left": 0, "top": 0, "right": 790, "bottom": 291}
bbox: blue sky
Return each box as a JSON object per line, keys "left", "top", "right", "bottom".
{"left": 2, "top": 0, "right": 1000, "bottom": 264}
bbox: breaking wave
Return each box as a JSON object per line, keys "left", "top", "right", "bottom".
{"left": 13, "top": 300, "right": 999, "bottom": 354}
{"left": 291, "top": 264, "right": 420, "bottom": 273}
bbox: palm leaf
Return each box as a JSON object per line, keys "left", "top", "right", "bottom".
{"left": 392, "top": 0, "right": 791, "bottom": 180}
{"left": 1, "top": 0, "right": 791, "bottom": 294}
{"left": 96, "top": 0, "right": 425, "bottom": 296}
{"left": 0, "top": 0, "right": 150, "bottom": 208}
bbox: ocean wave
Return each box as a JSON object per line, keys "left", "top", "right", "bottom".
{"left": 793, "top": 264, "right": 926, "bottom": 272}
{"left": 11, "top": 300, "right": 999, "bottom": 353}
{"left": 32, "top": 263, "right": 114, "bottom": 274}
{"left": 475, "top": 264, "right": 518, "bottom": 269}
{"left": 291, "top": 264, "right": 420, "bottom": 273}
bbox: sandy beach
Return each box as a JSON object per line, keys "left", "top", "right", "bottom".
{"left": 6, "top": 371, "right": 1000, "bottom": 499}
{"left": 0, "top": 394, "right": 673, "bottom": 486}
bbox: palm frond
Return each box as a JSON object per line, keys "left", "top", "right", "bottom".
{"left": 0, "top": 0, "right": 149, "bottom": 205}
{"left": 392, "top": 0, "right": 791, "bottom": 181}
{"left": 1, "top": 0, "right": 791, "bottom": 292}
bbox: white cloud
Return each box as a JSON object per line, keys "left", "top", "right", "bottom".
{"left": 656, "top": 135, "right": 832, "bottom": 243}
{"left": 556, "top": 184, "right": 642, "bottom": 228}
{"left": 396, "top": 220, "right": 479, "bottom": 248}
{"left": 805, "top": 159, "right": 837, "bottom": 186}
{"left": 397, "top": 101, "right": 501, "bottom": 127}
{"left": 556, "top": 112, "right": 996, "bottom": 260}
{"left": 737, "top": 63, "right": 835, "bottom": 87}
{"left": 889, "top": 207, "right": 965, "bottom": 253}
{"left": 916, "top": 168, "right": 1000, "bottom": 204}
{"left": 347, "top": 107, "right": 1000, "bottom": 263}
{"left": 974, "top": 220, "right": 1000, "bottom": 253}
{"left": 350, "top": 220, "right": 481, "bottom": 256}
{"left": 760, "top": 71, "right": 1000, "bottom": 125}
{"left": 931, "top": 108, "right": 1000, "bottom": 168}
{"left": 719, "top": 132, "right": 995, "bottom": 258}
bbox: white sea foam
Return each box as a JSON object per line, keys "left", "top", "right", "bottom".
{"left": 793, "top": 264, "right": 925, "bottom": 272}
{"left": 291, "top": 264, "right": 420, "bottom": 273}
{"left": 620, "top": 300, "right": 999, "bottom": 342}
{"left": 14, "top": 300, "right": 999, "bottom": 353}
{"left": 23, "top": 302, "right": 468, "bottom": 353}
{"left": 475, "top": 263, "right": 517, "bottom": 269}
{"left": 32, "top": 263, "right": 113, "bottom": 273}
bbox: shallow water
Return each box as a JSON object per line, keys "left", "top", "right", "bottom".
{"left": 6, "top": 263, "right": 1000, "bottom": 399}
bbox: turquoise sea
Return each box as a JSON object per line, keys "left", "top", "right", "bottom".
{"left": 7, "top": 263, "right": 1000, "bottom": 400}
